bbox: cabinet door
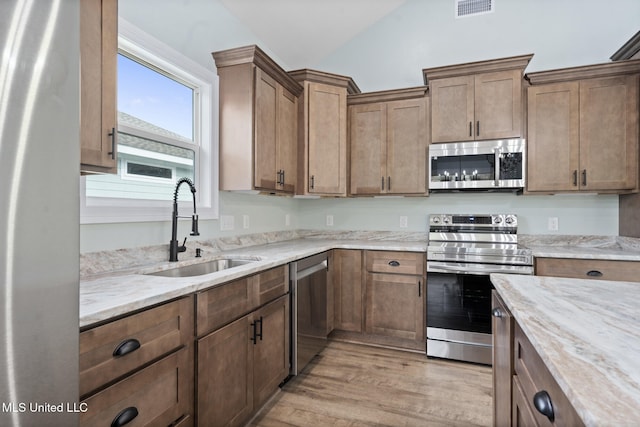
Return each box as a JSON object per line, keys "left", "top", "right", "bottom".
{"left": 492, "top": 291, "right": 513, "bottom": 427}
{"left": 431, "top": 75, "right": 474, "bottom": 143}
{"left": 474, "top": 69, "right": 522, "bottom": 140}
{"left": 386, "top": 98, "right": 428, "bottom": 194}
{"left": 252, "top": 295, "right": 290, "bottom": 409}
{"left": 196, "top": 277, "right": 255, "bottom": 337}
{"left": 197, "top": 316, "right": 253, "bottom": 427}
{"left": 277, "top": 87, "right": 298, "bottom": 193}
{"left": 527, "top": 82, "right": 580, "bottom": 192}
{"left": 332, "top": 249, "right": 363, "bottom": 332}
{"left": 579, "top": 75, "right": 638, "bottom": 191}
{"left": 80, "top": 0, "right": 117, "bottom": 173}
{"left": 365, "top": 272, "right": 424, "bottom": 342}
{"left": 349, "top": 103, "right": 387, "bottom": 195}
{"left": 254, "top": 68, "right": 278, "bottom": 191}
{"left": 307, "top": 82, "right": 348, "bottom": 195}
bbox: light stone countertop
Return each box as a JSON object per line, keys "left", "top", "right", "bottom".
{"left": 491, "top": 273, "right": 640, "bottom": 427}
{"left": 80, "top": 238, "right": 427, "bottom": 328}
{"left": 521, "top": 234, "right": 640, "bottom": 261}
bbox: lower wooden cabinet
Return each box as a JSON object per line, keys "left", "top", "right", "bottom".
{"left": 332, "top": 249, "right": 426, "bottom": 352}
{"left": 535, "top": 257, "right": 640, "bottom": 282}
{"left": 492, "top": 292, "right": 584, "bottom": 427}
{"left": 79, "top": 297, "right": 194, "bottom": 426}
{"left": 332, "top": 249, "right": 364, "bottom": 332}
{"left": 80, "top": 348, "right": 192, "bottom": 427}
{"left": 492, "top": 291, "right": 514, "bottom": 427}
{"left": 196, "top": 295, "right": 289, "bottom": 427}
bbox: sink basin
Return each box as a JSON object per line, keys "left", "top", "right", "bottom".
{"left": 146, "top": 258, "right": 257, "bottom": 278}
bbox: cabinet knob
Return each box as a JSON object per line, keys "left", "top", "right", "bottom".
{"left": 533, "top": 390, "right": 555, "bottom": 422}
{"left": 491, "top": 308, "right": 504, "bottom": 318}
{"left": 112, "top": 338, "right": 141, "bottom": 357}
{"left": 111, "top": 406, "right": 138, "bottom": 427}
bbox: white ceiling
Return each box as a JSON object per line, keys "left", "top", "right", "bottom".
{"left": 218, "top": 0, "right": 407, "bottom": 69}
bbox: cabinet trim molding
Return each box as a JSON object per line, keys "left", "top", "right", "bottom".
{"left": 347, "top": 86, "right": 428, "bottom": 105}
{"left": 526, "top": 59, "right": 640, "bottom": 85}
{"left": 289, "top": 68, "right": 360, "bottom": 94}
{"left": 213, "top": 44, "right": 303, "bottom": 96}
{"left": 422, "top": 54, "right": 533, "bottom": 84}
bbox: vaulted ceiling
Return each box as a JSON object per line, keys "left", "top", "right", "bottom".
{"left": 218, "top": 0, "right": 407, "bottom": 69}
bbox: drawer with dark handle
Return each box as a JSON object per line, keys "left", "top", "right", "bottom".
{"left": 80, "top": 297, "right": 192, "bottom": 397}
{"left": 365, "top": 250, "right": 424, "bottom": 275}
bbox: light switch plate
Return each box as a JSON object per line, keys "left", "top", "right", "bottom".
{"left": 399, "top": 216, "right": 408, "bottom": 228}
{"left": 220, "top": 215, "right": 234, "bottom": 231}
{"left": 326, "top": 215, "right": 334, "bottom": 226}
{"left": 548, "top": 217, "right": 559, "bottom": 231}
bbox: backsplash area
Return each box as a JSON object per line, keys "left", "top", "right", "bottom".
{"left": 80, "top": 229, "right": 640, "bottom": 279}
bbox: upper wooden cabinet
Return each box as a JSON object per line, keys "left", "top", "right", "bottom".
{"left": 213, "top": 45, "right": 303, "bottom": 194}
{"left": 80, "top": 0, "right": 117, "bottom": 174}
{"left": 526, "top": 60, "right": 640, "bottom": 193}
{"left": 423, "top": 54, "right": 532, "bottom": 143}
{"left": 348, "top": 87, "right": 429, "bottom": 196}
{"left": 289, "top": 69, "right": 360, "bottom": 197}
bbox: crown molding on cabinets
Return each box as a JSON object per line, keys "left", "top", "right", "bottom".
{"left": 526, "top": 59, "right": 640, "bottom": 85}
{"left": 611, "top": 30, "right": 640, "bottom": 61}
{"left": 422, "top": 54, "right": 534, "bottom": 85}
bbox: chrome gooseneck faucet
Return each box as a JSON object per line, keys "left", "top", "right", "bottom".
{"left": 170, "top": 177, "right": 199, "bottom": 262}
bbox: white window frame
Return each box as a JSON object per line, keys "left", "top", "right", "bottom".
{"left": 80, "top": 18, "right": 219, "bottom": 224}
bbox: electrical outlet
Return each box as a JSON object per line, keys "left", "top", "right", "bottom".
{"left": 326, "top": 214, "right": 334, "bottom": 226}
{"left": 285, "top": 214, "right": 291, "bottom": 227}
{"left": 243, "top": 215, "right": 250, "bottom": 229}
{"left": 548, "top": 217, "right": 559, "bottom": 231}
{"left": 399, "top": 216, "right": 408, "bottom": 228}
{"left": 220, "top": 215, "right": 234, "bottom": 231}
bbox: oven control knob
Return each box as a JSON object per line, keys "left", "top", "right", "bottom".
{"left": 505, "top": 215, "right": 516, "bottom": 225}
{"left": 432, "top": 216, "right": 441, "bottom": 224}
{"left": 493, "top": 216, "right": 503, "bottom": 224}
{"left": 443, "top": 216, "right": 450, "bottom": 224}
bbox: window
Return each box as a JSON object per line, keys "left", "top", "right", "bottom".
{"left": 81, "top": 19, "right": 218, "bottom": 223}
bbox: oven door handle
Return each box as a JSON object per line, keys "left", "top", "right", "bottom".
{"left": 427, "top": 261, "right": 533, "bottom": 276}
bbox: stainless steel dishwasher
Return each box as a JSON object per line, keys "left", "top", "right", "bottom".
{"left": 290, "top": 252, "right": 329, "bottom": 375}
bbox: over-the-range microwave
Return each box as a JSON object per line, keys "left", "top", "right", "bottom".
{"left": 428, "top": 139, "right": 526, "bottom": 192}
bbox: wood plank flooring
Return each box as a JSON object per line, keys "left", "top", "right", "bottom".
{"left": 249, "top": 341, "right": 493, "bottom": 426}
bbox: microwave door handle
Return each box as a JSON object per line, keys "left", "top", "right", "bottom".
{"left": 494, "top": 148, "right": 501, "bottom": 187}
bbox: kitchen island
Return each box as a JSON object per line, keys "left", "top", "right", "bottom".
{"left": 491, "top": 273, "right": 640, "bottom": 426}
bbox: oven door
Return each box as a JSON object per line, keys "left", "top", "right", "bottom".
{"left": 426, "top": 270, "right": 493, "bottom": 365}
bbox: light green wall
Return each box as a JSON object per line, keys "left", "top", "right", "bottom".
{"left": 81, "top": 0, "right": 630, "bottom": 253}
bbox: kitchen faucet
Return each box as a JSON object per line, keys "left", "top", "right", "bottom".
{"left": 169, "top": 177, "right": 200, "bottom": 261}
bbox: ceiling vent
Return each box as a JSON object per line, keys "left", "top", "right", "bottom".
{"left": 455, "top": 0, "right": 494, "bottom": 18}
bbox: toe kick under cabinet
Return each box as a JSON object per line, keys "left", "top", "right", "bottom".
{"left": 79, "top": 297, "right": 194, "bottom": 427}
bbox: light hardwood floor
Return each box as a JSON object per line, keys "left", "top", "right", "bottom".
{"left": 249, "top": 340, "right": 493, "bottom": 426}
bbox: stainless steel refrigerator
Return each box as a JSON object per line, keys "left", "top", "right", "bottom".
{"left": 1, "top": 0, "right": 80, "bottom": 426}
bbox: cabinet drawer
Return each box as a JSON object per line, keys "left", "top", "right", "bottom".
{"left": 365, "top": 250, "right": 424, "bottom": 275}
{"left": 256, "top": 265, "right": 288, "bottom": 306}
{"left": 514, "top": 324, "right": 584, "bottom": 426}
{"left": 535, "top": 257, "right": 640, "bottom": 282}
{"left": 196, "top": 276, "right": 254, "bottom": 337}
{"left": 80, "top": 297, "right": 193, "bottom": 397}
{"left": 80, "top": 347, "right": 192, "bottom": 427}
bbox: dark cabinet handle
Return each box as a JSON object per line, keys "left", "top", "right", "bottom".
{"left": 112, "top": 339, "right": 140, "bottom": 357}
{"left": 491, "top": 308, "right": 504, "bottom": 318}
{"left": 281, "top": 170, "right": 285, "bottom": 185}
{"left": 533, "top": 391, "right": 555, "bottom": 422}
{"left": 418, "top": 280, "right": 421, "bottom": 297}
{"left": 256, "top": 316, "right": 263, "bottom": 341}
{"left": 582, "top": 169, "right": 587, "bottom": 186}
{"left": 587, "top": 270, "right": 603, "bottom": 277}
{"left": 310, "top": 175, "right": 315, "bottom": 190}
{"left": 476, "top": 120, "right": 480, "bottom": 137}
{"left": 381, "top": 176, "right": 385, "bottom": 190}
{"left": 573, "top": 170, "right": 578, "bottom": 186}
{"left": 388, "top": 260, "right": 400, "bottom": 267}
{"left": 387, "top": 176, "right": 391, "bottom": 191}
{"left": 469, "top": 121, "right": 472, "bottom": 137}
{"left": 111, "top": 407, "right": 138, "bottom": 427}
{"left": 108, "top": 127, "right": 116, "bottom": 160}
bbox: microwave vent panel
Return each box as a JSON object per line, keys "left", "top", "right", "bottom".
{"left": 455, "top": 0, "right": 494, "bottom": 18}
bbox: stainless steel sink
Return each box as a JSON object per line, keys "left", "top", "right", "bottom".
{"left": 145, "top": 258, "right": 257, "bottom": 278}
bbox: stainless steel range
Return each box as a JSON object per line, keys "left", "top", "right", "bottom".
{"left": 426, "top": 214, "right": 532, "bottom": 365}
